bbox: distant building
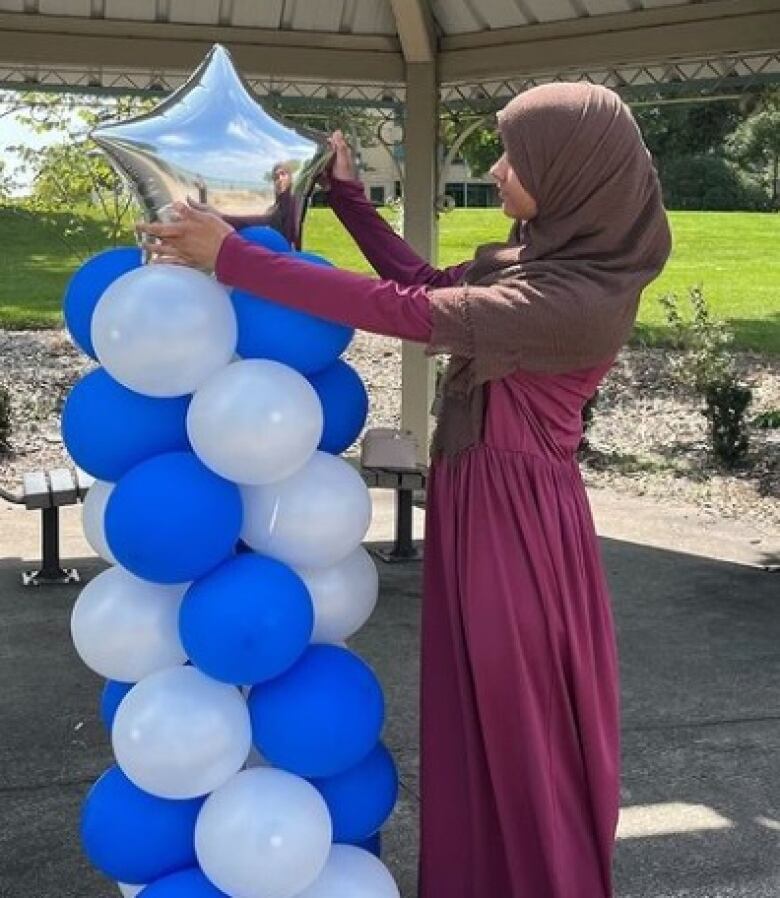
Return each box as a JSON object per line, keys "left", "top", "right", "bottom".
{"left": 361, "top": 139, "right": 498, "bottom": 207}
{"left": 317, "top": 121, "right": 497, "bottom": 208}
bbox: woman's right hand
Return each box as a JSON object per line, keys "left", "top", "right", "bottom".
{"left": 327, "top": 130, "right": 358, "bottom": 182}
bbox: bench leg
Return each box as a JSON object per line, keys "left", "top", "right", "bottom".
{"left": 374, "top": 489, "right": 421, "bottom": 564}
{"left": 22, "top": 507, "right": 80, "bottom": 587}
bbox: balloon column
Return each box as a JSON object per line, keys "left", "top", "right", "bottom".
{"left": 63, "top": 231, "right": 399, "bottom": 894}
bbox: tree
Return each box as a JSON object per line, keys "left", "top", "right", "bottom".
{"left": 632, "top": 94, "right": 773, "bottom": 210}
{"left": 6, "top": 92, "right": 154, "bottom": 258}
{"left": 441, "top": 112, "right": 501, "bottom": 178}
{"left": 726, "top": 91, "right": 780, "bottom": 208}
{"left": 633, "top": 98, "right": 743, "bottom": 163}
{"left": 658, "top": 154, "right": 768, "bottom": 211}
{"left": 0, "top": 160, "right": 15, "bottom": 200}
{"left": 0, "top": 90, "right": 33, "bottom": 123}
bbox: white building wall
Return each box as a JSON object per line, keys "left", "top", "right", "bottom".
{"left": 356, "top": 125, "right": 495, "bottom": 206}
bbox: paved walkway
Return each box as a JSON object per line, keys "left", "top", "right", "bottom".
{"left": 0, "top": 489, "right": 778, "bottom": 897}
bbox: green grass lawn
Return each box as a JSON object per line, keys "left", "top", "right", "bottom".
{"left": 1, "top": 206, "right": 778, "bottom": 354}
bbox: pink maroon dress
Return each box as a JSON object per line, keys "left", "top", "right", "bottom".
{"left": 215, "top": 180, "right": 621, "bottom": 898}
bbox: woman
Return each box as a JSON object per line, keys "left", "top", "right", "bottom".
{"left": 193, "top": 162, "right": 302, "bottom": 247}
{"left": 139, "top": 82, "right": 671, "bottom": 898}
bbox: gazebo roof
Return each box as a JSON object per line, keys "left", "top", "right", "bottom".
{"left": 0, "top": 0, "right": 778, "bottom": 100}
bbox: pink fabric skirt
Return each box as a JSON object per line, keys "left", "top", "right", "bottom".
{"left": 418, "top": 444, "right": 621, "bottom": 898}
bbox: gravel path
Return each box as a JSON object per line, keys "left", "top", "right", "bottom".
{"left": 1, "top": 330, "right": 777, "bottom": 531}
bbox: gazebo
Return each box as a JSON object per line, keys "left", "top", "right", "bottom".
{"left": 1, "top": 0, "right": 779, "bottom": 458}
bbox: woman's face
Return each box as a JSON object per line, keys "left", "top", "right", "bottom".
{"left": 273, "top": 167, "right": 292, "bottom": 195}
{"left": 490, "top": 153, "right": 538, "bottom": 221}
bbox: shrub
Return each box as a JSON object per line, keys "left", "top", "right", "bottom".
{"left": 579, "top": 390, "right": 599, "bottom": 452}
{"left": 659, "top": 287, "right": 752, "bottom": 468}
{"left": 752, "top": 409, "right": 780, "bottom": 429}
{"left": 0, "top": 385, "right": 11, "bottom": 457}
{"left": 704, "top": 384, "right": 752, "bottom": 468}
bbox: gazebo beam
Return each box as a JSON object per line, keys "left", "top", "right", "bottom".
{"left": 401, "top": 61, "right": 439, "bottom": 463}
{"left": 0, "top": 12, "right": 405, "bottom": 83}
{"left": 440, "top": 0, "right": 780, "bottom": 81}
{"left": 388, "top": 0, "right": 437, "bottom": 64}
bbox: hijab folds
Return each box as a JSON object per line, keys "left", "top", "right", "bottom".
{"left": 426, "top": 82, "right": 672, "bottom": 457}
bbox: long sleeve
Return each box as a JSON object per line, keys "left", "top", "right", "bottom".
{"left": 327, "top": 178, "right": 472, "bottom": 287}
{"left": 215, "top": 232, "right": 433, "bottom": 344}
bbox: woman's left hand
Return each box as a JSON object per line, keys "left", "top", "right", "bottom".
{"left": 136, "top": 202, "right": 235, "bottom": 269}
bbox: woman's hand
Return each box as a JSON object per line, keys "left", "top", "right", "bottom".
{"left": 329, "top": 130, "right": 357, "bottom": 181}
{"left": 319, "top": 130, "right": 358, "bottom": 190}
{"left": 136, "top": 202, "right": 235, "bottom": 270}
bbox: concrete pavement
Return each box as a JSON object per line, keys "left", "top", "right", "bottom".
{"left": 0, "top": 488, "right": 777, "bottom": 897}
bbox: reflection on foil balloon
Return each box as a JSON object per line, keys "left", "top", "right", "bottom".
{"left": 91, "top": 44, "right": 332, "bottom": 249}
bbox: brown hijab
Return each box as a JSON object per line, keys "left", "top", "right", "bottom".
{"left": 426, "top": 82, "right": 672, "bottom": 458}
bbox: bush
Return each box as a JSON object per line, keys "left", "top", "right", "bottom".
{"left": 659, "top": 155, "right": 770, "bottom": 211}
{"left": 752, "top": 409, "right": 780, "bottom": 429}
{"left": 704, "top": 383, "right": 752, "bottom": 468}
{"left": 0, "top": 385, "right": 11, "bottom": 457}
{"left": 659, "top": 287, "right": 753, "bottom": 468}
{"left": 579, "top": 391, "right": 599, "bottom": 452}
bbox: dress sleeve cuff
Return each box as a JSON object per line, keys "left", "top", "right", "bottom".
{"left": 426, "top": 286, "right": 475, "bottom": 360}
{"left": 214, "top": 232, "right": 256, "bottom": 287}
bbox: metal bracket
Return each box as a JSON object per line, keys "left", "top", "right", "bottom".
{"left": 371, "top": 489, "right": 422, "bottom": 564}
{"left": 20, "top": 505, "right": 81, "bottom": 587}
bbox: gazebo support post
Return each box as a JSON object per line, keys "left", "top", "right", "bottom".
{"left": 401, "top": 61, "right": 439, "bottom": 464}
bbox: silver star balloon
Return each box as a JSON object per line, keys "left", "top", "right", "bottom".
{"left": 91, "top": 44, "right": 332, "bottom": 249}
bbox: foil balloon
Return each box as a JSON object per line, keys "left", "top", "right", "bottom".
{"left": 91, "top": 44, "right": 332, "bottom": 249}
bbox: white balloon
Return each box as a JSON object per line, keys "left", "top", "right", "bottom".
{"left": 295, "top": 547, "right": 379, "bottom": 643}
{"left": 187, "top": 359, "right": 323, "bottom": 485}
{"left": 112, "top": 666, "right": 250, "bottom": 799}
{"left": 295, "top": 845, "right": 400, "bottom": 898}
{"left": 195, "top": 767, "right": 332, "bottom": 898}
{"left": 241, "top": 452, "right": 371, "bottom": 568}
{"left": 92, "top": 264, "right": 237, "bottom": 398}
{"left": 70, "top": 567, "right": 187, "bottom": 681}
{"left": 118, "top": 884, "right": 145, "bottom": 897}
{"left": 82, "top": 479, "right": 116, "bottom": 564}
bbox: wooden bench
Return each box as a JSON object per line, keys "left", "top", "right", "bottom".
{"left": 0, "top": 467, "right": 92, "bottom": 586}
{"left": 353, "top": 461, "right": 427, "bottom": 563}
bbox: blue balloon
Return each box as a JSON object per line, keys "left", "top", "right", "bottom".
{"left": 81, "top": 766, "right": 203, "bottom": 885}
{"left": 238, "top": 225, "right": 291, "bottom": 253}
{"left": 63, "top": 247, "right": 142, "bottom": 359}
{"left": 61, "top": 369, "right": 190, "bottom": 482}
{"left": 105, "top": 452, "right": 242, "bottom": 584}
{"left": 308, "top": 360, "right": 368, "bottom": 455}
{"left": 310, "top": 742, "right": 398, "bottom": 842}
{"left": 139, "top": 868, "right": 229, "bottom": 898}
{"left": 248, "top": 645, "right": 384, "bottom": 778}
{"left": 180, "top": 554, "right": 313, "bottom": 685}
{"left": 349, "top": 830, "right": 382, "bottom": 858}
{"left": 232, "top": 289, "right": 352, "bottom": 375}
{"left": 100, "top": 679, "right": 134, "bottom": 732}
